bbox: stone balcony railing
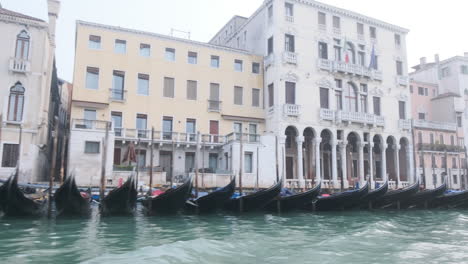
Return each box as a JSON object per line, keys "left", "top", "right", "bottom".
{"left": 319, "top": 108, "right": 385, "bottom": 127}
{"left": 9, "top": 57, "right": 31, "bottom": 73}
{"left": 396, "top": 75, "right": 409, "bottom": 86}
{"left": 398, "top": 119, "right": 412, "bottom": 130}
{"left": 284, "top": 104, "right": 301, "bottom": 117}
{"left": 109, "top": 88, "right": 127, "bottom": 102}
{"left": 282, "top": 51, "right": 297, "bottom": 65}
{"left": 207, "top": 100, "right": 222, "bottom": 112}
{"left": 413, "top": 119, "right": 457, "bottom": 132}
{"left": 417, "top": 143, "right": 465, "bottom": 153}
{"left": 285, "top": 15, "right": 294, "bottom": 23}
{"left": 317, "top": 59, "right": 382, "bottom": 81}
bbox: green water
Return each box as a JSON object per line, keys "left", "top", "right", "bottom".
{"left": 1, "top": 208, "right": 467, "bottom": 264}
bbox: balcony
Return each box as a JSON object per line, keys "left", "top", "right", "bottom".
{"left": 319, "top": 108, "right": 335, "bottom": 121}
{"left": 72, "top": 119, "right": 111, "bottom": 130}
{"left": 208, "top": 100, "right": 222, "bottom": 112}
{"left": 318, "top": 24, "right": 326, "bottom": 31}
{"left": 317, "top": 59, "right": 382, "bottom": 81}
{"left": 282, "top": 51, "right": 297, "bottom": 65}
{"left": 413, "top": 119, "right": 457, "bottom": 132}
{"left": 398, "top": 119, "right": 412, "bottom": 130}
{"left": 109, "top": 89, "right": 127, "bottom": 102}
{"left": 417, "top": 143, "right": 465, "bottom": 153}
{"left": 333, "top": 27, "right": 341, "bottom": 35}
{"left": 333, "top": 111, "right": 385, "bottom": 127}
{"left": 226, "top": 132, "right": 261, "bottom": 143}
{"left": 396, "top": 75, "right": 409, "bottom": 86}
{"left": 114, "top": 128, "right": 228, "bottom": 145}
{"left": 284, "top": 104, "right": 301, "bottom": 117}
{"left": 9, "top": 57, "right": 30, "bottom": 73}
{"left": 285, "top": 15, "right": 294, "bottom": 23}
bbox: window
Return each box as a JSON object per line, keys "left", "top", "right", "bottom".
{"left": 186, "top": 119, "right": 196, "bottom": 141}
{"left": 441, "top": 67, "right": 451, "bottom": 78}
{"left": 373, "top": 97, "right": 381, "bottom": 116}
{"left": 332, "top": 16, "right": 340, "bottom": 29}
{"left": 370, "top": 27, "right": 377, "bottom": 39}
{"left": 399, "top": 101, "right": 406, "bottom": 119}
{"left": 442, "top": 157, "right": 447, "bottom": 168}
{"left": 357, "top": 23, "right": 364, "bottom": 36}
{"left": 249, "top": 124, "right": 257, "bottom": 141}
{"left": 137, "top": 114, "right": 147, "bottom": 138}
{"left": 1, "top": 144, "right": 19, "bottom": 167}
{"left": 209, "top": 83, "right": 220, "bottom": 111}
{"left": 86, "top": 67, "right": 99, "bottom": 89}
{"left": 234, "top": 60, "right": 243, "bottom": 72}
{"left": 335, "top": 79, "right": 343, "bottom": 89}
{"left": 15, "top": 31, "right": 30, "bottom": 60}
{"left": 418, "top": 87, "right": 425, "bottom": 95}
{"left": 111, "top": 112, "right": 122, "bottom": 136}
{"left": 163, "top": 77, "right": 175, "bottom": 98}
{"left": 451, "top": 135, "right": 455, "bottom": 145}
{"left": 394, "top": 34, "right": 401, "bottom": 46}
{"left": 137, "top": 74, "right": 149, "bottom": 95}
{"left": 140, "top": 43, "right": 151, "bottom": 57}
{"left": 268, "top": 83, "right": 274, "bottom": 107}
{"left": 320, "top": 88, "right": 329, "bottom": 109}
{"left": 252, "top": 62, "right": 260, "bottom": 74}
{"left": 431, "top": 155, "right": 437, "bottom": 167}
{"left": 410, "top": 85, "right": 413, "bottom": 93}
{"left": 430, "top": 133, "right": 434, "bottom": 144}
{"left": 440, "top": 134, "right": 444, "bottom": 145}
{"left": 318, "top": 12, "right": 326, "bottom": 26}
{"left": 186, "top": 80, "right": 197, "bottom": 100}
{"left": 114, "top": 39, "right": 126, "bottom": 53}
{"left": 424, "top": 88, "right": 429, "bottom": 96}
{"left": 285, "top": 82, "right": 296, "bottom": 104}
{"left": 234, "top": 122, "right": 242, "bottom": 136}
{"left": 345, "top": 42, "right": 356, "bottom": 64}
{"left": 7, "top": 82, "right": 25, "bottom": 122}
{"left": 211, "top": 55, "right": 220, "bottom": 68}
{"left": 334, "top": 39, "right": 341, "bottom": 61}
{"left": 188, "top": 51, "right": 197, "bottom": 64}
{"left": 457, "top": 116, "right": 463, "bottom": 127}
{"left": 419, "top": 155, "right": 424, "bottom": 168}
{"left": 83, "top": 109, "right": 96, "bottom": 128}
{"left": 396, "top": 60, "right": 403, "bottom": 76}
{"left": 165, "top": 48, "right": 175, "bottom": 61}
{"left": 209, "top": 153, "right": 218, "bottom": 171}
{"left": 285, "top": 34, "right": 295, "bottom": 52}
{"left": 360, "top": 94, "right": 368, "bottom": 113}
{"left": 112, "top": 70, "right": 125, "bottom": 100}
{"left": 418, "top": 113, "right": 426, "bottom": 120}
{"left": 252, "top": 88, "right": 260, "bottom": 107}
{"left": 267, "top": 37, "right": 274, "bottom": 55}
{"left": 358, "top": 49, "right": 366, "bottom": 66}
{"left": 453, "top": 174, "right": 458, "bottom": 183}
{"left": 185, "top": 152, "right": 195, "bottom": 172}
{"left": 345, "top": 82, "right": 358, "bottom": 112}
{"left": 234, "top": 86, "right": 243, "bottom": 105}
{"left": 245, "top": 152, "right": 253, "bottom": 173}
{"left": 318, "top": 42, "right": 328, "bottom": 59}
{"left": 285, "top": 2, "right": 293, "bottom": 17}
{"left": 88, "top": 35, "right": 100, "bottom": 50}
{"left": 461, "top": 65, "right": 468, "bottom": 74}
{"left": 335, "top": 90, "right": 343, "bottom": 110}
{"left": 84, "top": 142, "right": 100, "bottom": 154}
{"left": 418, "top": 132, "right": 423, "bottom": 144}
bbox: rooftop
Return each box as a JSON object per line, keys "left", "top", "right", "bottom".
{"left": 0, "top": 7, "right": 45, "bottom": 22}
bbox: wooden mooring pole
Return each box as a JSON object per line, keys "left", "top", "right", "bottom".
{"left": 148, "top": 127, "right": 154, "bottom": 213}
{"left": 99, "top": 122, "right": 110, "bottom": 204}
{"left": 48, "top": 117, "right": 59, "bottom": 218}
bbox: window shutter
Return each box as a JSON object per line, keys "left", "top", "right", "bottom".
{"left": 164, "top": 77, "right": 175, "bottom": 97}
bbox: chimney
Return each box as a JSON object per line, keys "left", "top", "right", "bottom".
{"left": 434, "top": 54, "right": 440, "bottom": 64}
{"left": 47, "top": 0, "right": 60, "bottom": 46}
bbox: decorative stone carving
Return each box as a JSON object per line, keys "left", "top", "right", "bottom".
{"left": 369, "top": 87, "right": 384, "bottom": 96}
{"left": 317, "top": 77, "right": 333, "bottom": 89}
{"left": 282, "top": 71, "right": 299, "bottom": 82}
{"left": 396, "top": 93, "right": 408, "bottom": 101}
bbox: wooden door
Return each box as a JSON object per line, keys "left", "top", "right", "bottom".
{"left": 113, "top": 148, "right": 121, "bottom": 165}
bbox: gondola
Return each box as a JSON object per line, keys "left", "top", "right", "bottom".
{"left": 0, "top": 171, "right": 45, "bottom": 217}
{"left": 225, "top": 180, "right": 282, "bottom": 212}
{"left": 265, "top": 182, "right": 321, "bottom": 212}
{"left": 360, "top": 181, "right": 389, "bottom": 209}
{"left": 54, "top": 174, "right": 91, "bottom": 216}
{"left": 100, "top": 175, "right": 137, "bottom": 215}
{"left": 142, "top": 176, "right": 193, "bottom": 215}
{"left": 187, "top": 177, "right": 236, "bottom": 213}
{"left": 313, "top": 181, "right": 369, "bottom": 211}
{"left": 373, "top": 180, "right": 419, "bottom": 209}
{"left": 400, "top": 181, "right": 447, "bottom": 209}
{"left": 429, "top": 190, "right": 468, "bottom": 209}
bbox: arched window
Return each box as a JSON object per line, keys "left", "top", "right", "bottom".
{"left": 7, "top": 82, "right": 25, "bottom": 122}
{"left": 15, "top": 30, "right": 30, "bottom": 60}
{"left": 345, "top": 82, "right": 358, "bottom": 112}
{"left": 345, "top": 42, "right": 355, "bottom": 64}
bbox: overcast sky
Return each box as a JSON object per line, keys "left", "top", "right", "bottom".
{"left": 2, "top": 0, "right": 468, "bottom": 82}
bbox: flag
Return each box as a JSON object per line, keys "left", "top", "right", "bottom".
{"left": 369, "top": 45, "right": 376, "bottom": 69}
{"left": 345, "top": 52, "right": 350, "bottom": 63}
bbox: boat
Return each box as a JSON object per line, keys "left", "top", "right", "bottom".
{"left": 360, "top": 181, "right": 389, "bottom": 209}
{"left": 224, "top": 180, "right": 282, "bottom": 212}
{"left": 373, "top": 180, "right": 419, "bottom": 209}
{"left": 54, "top": 174, "right": 91, "bottom": 216}
{"left": 187, "top": 177, "right": 236, "bottom": 213}
{"left": 142, "top": 176, "right": 193, "bottom": 215}
{"left": 265, "top": 182, "right": 321, "bottom": 212}
{"left": 100, "top": 175, "right": 137, "bottom": 215}
{"left": 313, "top": 181, "right": 369, "bottom": 211}
{"left": 0, "top": 171, "right": 45, "bottom": 217}
{"left": 400, "top": 181, "right": 447, "bottom": 209}
{"left": 429, "top": 190, "right": 468, "bottom": 209}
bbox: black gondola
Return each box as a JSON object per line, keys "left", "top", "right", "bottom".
{"left": 0, "top": 171, "right": 45, "bottom": 217}
{"left": 400, "top": 181, "right": 447, "bottom": 209}
{"left": 187, "top": 177, "right": 236, "bottom": 213}
{"left": 429, "top": 190, "right": 468, "bottom": 208}
{"left": 100, "top": 175, "right": 137, "bottom": 215}
{"left": 313, "top": 181, "right": 369, "bottom": 211}
{"left": 54, "top": 174, "right": 91, "bottom": 216}
{"left": 225, "top": 180, "right": 282, "bottom": 212}
{"left": 265, "top": 182, "right": 321, "bottom": 212}
{"left": 373, "top": 180, "right": 419, "bottom": 209}
{"left": 142, "top": 177, "right": 193, "bottom": 215}
{"left": 360, "top": 181, "right": 389, "bottom": 209}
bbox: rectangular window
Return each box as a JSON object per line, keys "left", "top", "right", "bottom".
{"left": 89, "top": 35, "right": 101, "bottom": 49}
{"left": 114, "top": 39, "right": 126, "bottom": 53}
{"left": 399, "top": 101, "right": 406, "bottom": 119}
{"left": 396, "top": 61, "right": 403, "bottom": 76}
{"left": 335, "top": 79, "right": 342, "bottom": 89}
{"left": 268, "top": 37, "right": 274, "bottom": 55}
{"left": 418, "top": 87, "right": 425, "bottom": 95}
{"left": 186, "top": 80, "right": 197, "bottom": 100}
{"left": 320, "top": 88, "right": 329, "bottom": 109}
{"left": 84, "top": 109, "right": 96, "bottom": 130}
{"left": 211, "top": 55, "right": 220, "bottom": 68}
{"left": 185, "top": 152, "right": 195, "bottom": 172}
{"left": 285, "top": 82, "right": 296, "bottom": 104}
{"left": 335, "top": 90, "right": 343, "bottom": 110}
{"left": 165, "top": 48, "right": 175, "bottom": 61}
{"left": 86, "top": 67, "right": 99, "bottom": 90}
{"left": 186, "top": 119, "right": 196, "bottom": 141}
{"left": 461, "top": 65, "right": 468, "bottom": 74}
{"left": 244, "top": 152, "right": 253, "bottom": 173}
{"left": 140, "top": 43, "right": 151, "bottom": 57}
{"left": 370, "top": 27, "right": 377, "bottom": 39}
{"left": 136, "top": 114, "right": 147, "bottom": 138}
{"left": 373, "top": 97, "right": 381, "bottom": 116}
{"left": 137, "top": 73, "right": 149, "bottom": 95}
{"left": 252, "top": 88, "right": 260, "bottom": 107}
{"left": 1, "top": 144, "right": 19, "bottom": 167}
{"left": 457, "top": 116, "right": 463, "bottom": 127}
{"left": 360, "top": 94, "right": 368, "bottom": 113}
{"left": 358, "top": 51, "right": 365, "bottom": 66}
{"left": 112, "top": 70, "right": 125, "bottom": 100}
{"left": 334, "top": 39, "right": 342, "bottom": 61}
{"left": 410, "top": 85, "right": 413, "bottom": 93}
{"left": 440, "top": 134, "right": 444, "bottom": 145}
{"left": 188, "top": 51, "right": 197, "bottom": 64}
{"left": 234, "top": 59, "right": 243, "bottom": 72}
{"left": 163, "top": 77, "right": 175, "bottom": 98}
{"left": 318, "top": 42, "right": 328, "bottom": 59}
{"left": 285, "top": 2, "right": 293, "bottom": 17}
{"left": 430, "top": 134, "right": 434, "bottom": 144}
{"left": 285, "top": 34, "right": 295, "bottom": 52}
{"left": 252, "top": 62, "right": 260, "bottom": 74}
{"left": 234, "top": 86, "right": 243, "bottom": 105}
{"left": 418, "top": 132, "right": 423, "bottom": 144}
{"left": 332, "top": 16, "right": 340, "bottom": 29}
{"left": 441, "top": 67, "right": 451, "bottom": 78}
{"left": 424, "top": 88, "right": 428, "bottom": 96}
{"left": 357, "top": 23, "right": 364, "bottom": 35}
{"left": 395, "top": 34, "right": 401, "bottom": 46}
{"left": 209, "top": 83, "right": 220, "bottom": 111}
{"left": 268, "top": 83, "right": 274, "bottom": 107}
{"left": 162, "top": 116, "right": 173, "bottom": 140}
{"left": 318, "top": 12, "right": 326, "bottom": 26}
{"left": 418, "top": 113, "right": 425, "bottom": 120}
{"left": 111, "top": 111, "right": 122, "bottom": 136}
{"left": 84, "top": 141, "right": 100, "bottom": 154}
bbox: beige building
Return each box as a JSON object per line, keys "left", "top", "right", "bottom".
{"left": 69, "top": 21, "right": 269, "bottom": 187}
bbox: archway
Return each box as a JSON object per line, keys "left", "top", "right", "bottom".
{"left": 303, "top": 128, "right": 315, "bottom": 182}
{"left": 285, "top": 126, "right": 298, "bottom": 180}
{"left": 386, "top": 136, "right": 397, "bottom": 183}
{"left": 320, "top": 129, "right": 333, "bottom": 182}
{"left": 399, "top": 137, "right": 410, "bottom": 183}
{"left": 346, "top": 132, "right": 360, "bottom": 187}
{"left": 372, "top": 135, "right": 384, "bottom": 181}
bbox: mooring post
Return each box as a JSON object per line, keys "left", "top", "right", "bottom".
{"left": 48, "top": 117, "right": 59, "bottom": 218}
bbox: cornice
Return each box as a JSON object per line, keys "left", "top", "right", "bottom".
{"left": 0, "top": 14, "right": 47, "bottom": 29}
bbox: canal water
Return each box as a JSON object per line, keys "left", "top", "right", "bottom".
{"left": 0, "top": 209, "right": 467, "bottom": 264}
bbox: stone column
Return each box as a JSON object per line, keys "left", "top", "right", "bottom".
{"left": 358, "top": 142, "right": 365, "bottom": 185}
{"left": 369, "top": 142, "right": 374, "bottom": 189}
{"left": 339, "top": 141, "right": 348, "bottom": 189}
{"left": 314, "top": 138, "right": 322, "bottom": 184}
{"left": 407, "top": 144, "right": 415, "bottom": 184}
{"left": 394, "top": 144, "right": 401, "bottom": 188}
{"left": 296, "top": 136, "right": 305, "bottom": 188}
{"left": 278, "top": 135, "right": 287, "bottom": 182}
{"left": 381, "top": 143, "right": 387, "bottom": 182}
{"left": 331, "top": 139, "right": 339, "bottom": 189}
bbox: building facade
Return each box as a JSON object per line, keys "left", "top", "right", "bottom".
{"left": 0, "top": 1, "right": 60, "bottom": 182}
